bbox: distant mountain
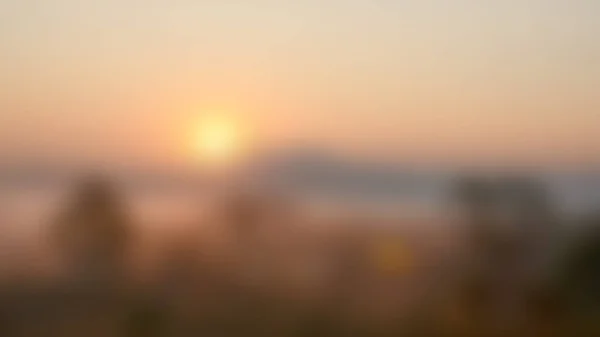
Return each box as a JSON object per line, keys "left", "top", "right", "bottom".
{"left": 245, "top": 148, "right": 450, "bottom": 200}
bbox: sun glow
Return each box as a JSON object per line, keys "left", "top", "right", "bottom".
{"left": 193, "top": 113, "right": 246, "bottom": 165}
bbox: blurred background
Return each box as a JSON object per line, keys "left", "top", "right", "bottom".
{"left": 0, "top": 1, "right": 599, "bottom": 336}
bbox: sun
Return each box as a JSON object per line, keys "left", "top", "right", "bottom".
{"left": 193, "top": 113, "right": 245, "bottom": 165}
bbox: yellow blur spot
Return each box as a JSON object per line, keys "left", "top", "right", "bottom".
{"left": 193, "top": 113, "right": 246, "bottom": 165}
{"left": 371, "top": 238, "right": 413, "bottom": 275}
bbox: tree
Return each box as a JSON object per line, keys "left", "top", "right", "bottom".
{"left": 53, "top": 174, "right": 132, "bottom": 287}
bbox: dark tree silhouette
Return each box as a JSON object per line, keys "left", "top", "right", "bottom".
{"left": 453, "top": 175, "right": 498, "bottom": 257}
{"left": 497, "top": 176, "right": 556, "bottom": 238}
{"left": 559, "top": 214, "right": 600, "bottom": 311}
{"left": 452, "top": 175, "right": 567, "bottom": 335}
{"left": 53, "top": 174, "right": 132, "bottom": 288}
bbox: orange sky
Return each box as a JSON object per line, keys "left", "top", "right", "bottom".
{"left": 0, "top": 1, "right": 598, "bottom": 169}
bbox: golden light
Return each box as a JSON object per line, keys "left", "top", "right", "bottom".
{"left": 193, "top": 113, "right": 246, "bottom": 166}
{"left": 370, "top": 238, "right": 413, "bottom": 275}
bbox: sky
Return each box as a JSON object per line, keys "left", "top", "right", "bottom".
{"left": 0, "top": 0, "right": 599, "bottom": 169}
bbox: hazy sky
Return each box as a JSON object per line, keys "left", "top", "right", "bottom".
{"left": 0, "top": 0, "right": 598, "bottom": 168}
